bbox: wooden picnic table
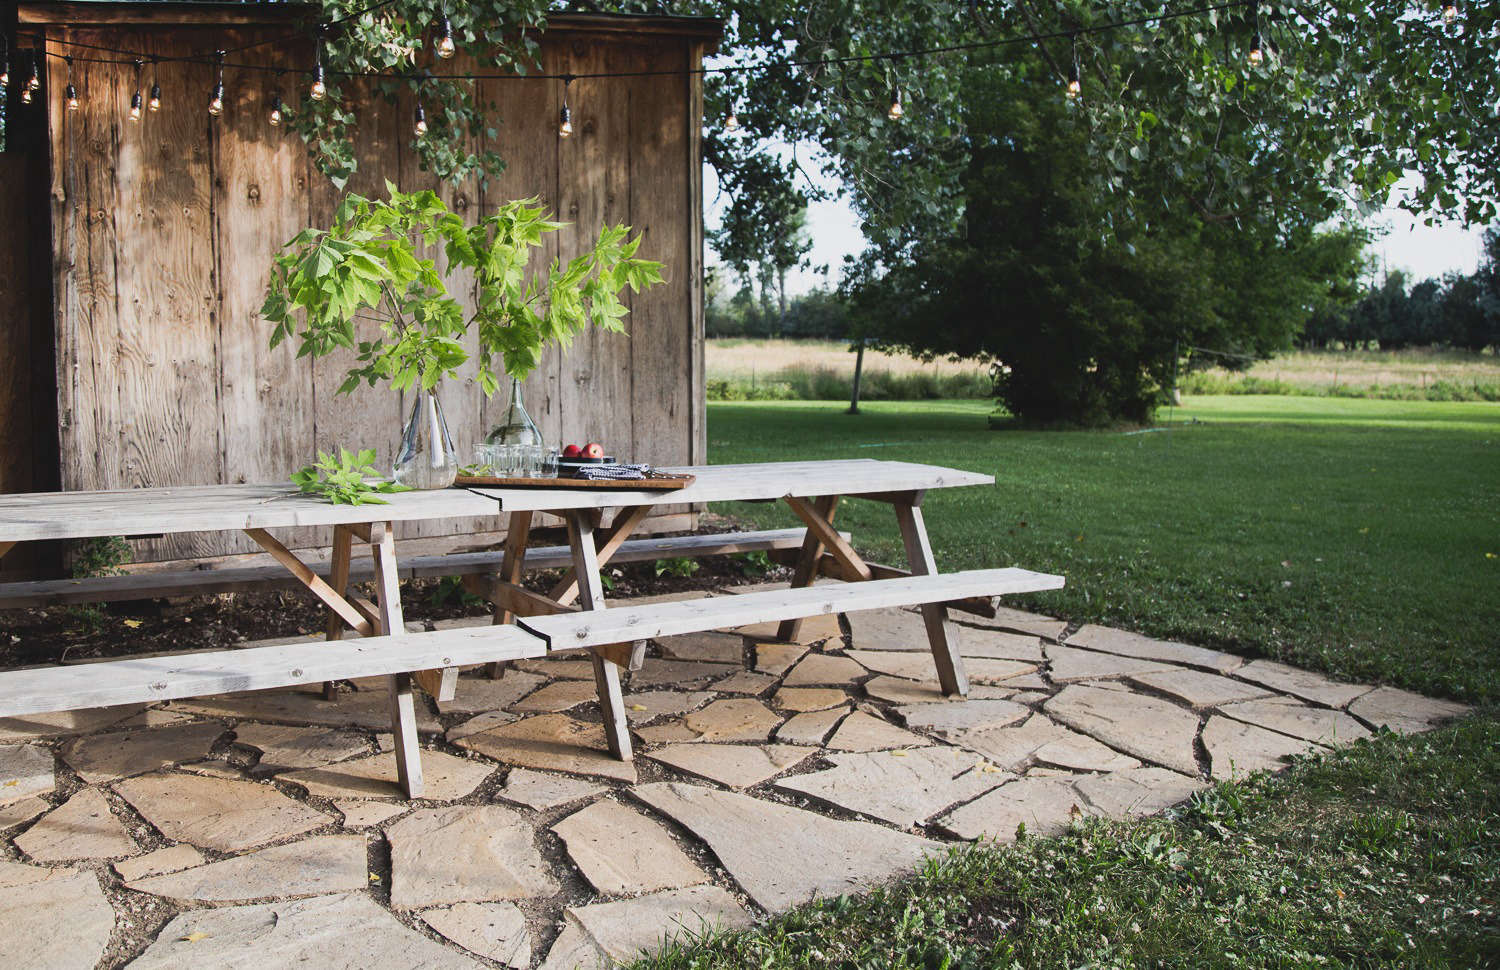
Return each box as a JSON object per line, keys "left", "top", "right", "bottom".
{"left": 0, "top": 459, "right": 1062, "bottom": 798}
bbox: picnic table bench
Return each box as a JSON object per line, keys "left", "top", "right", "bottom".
{"left": 0, "top": 460, "right": 1064, "bottom": 797}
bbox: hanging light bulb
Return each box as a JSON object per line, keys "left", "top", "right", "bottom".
{"left": 1066, "top": 37, "right": 1081, "bottom": 100}
{"left": 887, "top": 87, "right": 904, "bottom": 120}
{"left": 148, "top": 81, "right": 162, "bottom": 112}
{"left": 436, "top": 15, "right": 456, "bottom": 59}
{"left": 559, "top": 77, "right": 574, "bottom": 137}
{"left": 1, "top": 43, "right": 9, "bottom": 88}
{"left": 1248, "top": 32, "right": 1264, "bottom": 66}
{"left": 310, "top": 61, "right": 327, "bottom": 101}
{"left": 269, "top": 92, "right": 284, "bottom": 127}
{"left": 27, "top": 51, "right": 41, "bottom": 92}
{"left": 725, "top": 106, "right": 741, "bottom": 131}
{"left": 207, "top": 52, "right": 225, "bottom": 117}
{"left": 129, "top": 91, "right": 143, "bottom": 122}
{"left": 414, "top": 103, "right": 428, "bottom": 136}
{"left": 64, "top": 56, "right": 78, "bottom": 111}
{"left": 1442, "top": 2, "right": 1458, "bottom": 24}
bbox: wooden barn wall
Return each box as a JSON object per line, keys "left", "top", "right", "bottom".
{"left": 44, "top": 24, "right": 706, "bottom": 564}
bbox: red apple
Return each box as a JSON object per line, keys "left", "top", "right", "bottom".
{"left": 583, "top": 442, "right": 605, "bottom": 459}
{"left": 561, "top": 444, "right": 582, "bottom": 459}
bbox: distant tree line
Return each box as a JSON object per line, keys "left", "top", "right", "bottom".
{"left": 706, "top": 279, "right": 851, "bottom": 340}
{"left": 1301, "top": 229, "right": 1500, "bottom": 352}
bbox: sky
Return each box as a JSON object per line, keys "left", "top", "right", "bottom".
{"left": 705, "top": 160, "right": 1490, "bottom": 297}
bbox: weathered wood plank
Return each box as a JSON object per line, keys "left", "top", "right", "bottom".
{"left": 814, "top": 557, "right": 1000, "bottom": 618}
{"left": 468, "top": 578, "right": 578, "bottom": 619}
{"left": 779, "top": 494, "right": 838, "bottom": 641}
{"left": 0, "top": 623, "right": 548, "bottom": 718}
{"left": 895, "top": 500, "right": 967, "bottom": 697}
{"left": 567, "top": 510, "right": 633, "bottom": 760}
{"left": 551, "top": 503, "right": 651, "bottom": 605}
{"left": 519, "top": 568, "right": 1065, "bottom": 649}
{"left": 786, "top": 494, "right": 872, "bottom": 582}
{"left": 244, "top": 528, "right": 373, "bottom": 636}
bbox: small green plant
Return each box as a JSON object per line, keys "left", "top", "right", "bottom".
{"left": 69, "top": 536, "right": 132, "bottom": 579}
{"left": 735, "top": 550, "right": 773, "bottom": 576}
{"left": 654, "top": 557, "right": 701, "bottom": 578}
{"left": 429, "top": 575, "right": 486, "bottom": 608}
{"left": 291, "top": 449, "right": 411, "bottom": 505}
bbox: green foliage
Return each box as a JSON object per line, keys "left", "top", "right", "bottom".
{"left": 733, "top": 550, "right": 773, "bottom": 576}
{"left": 428, "top": 575, "right": 486, "bottom": 608}
{"left": 707, "top": 285, "right": 851, "bottom": 340}
{"left": 69, "top": 536, "right": 133, "bottom": 580}
{"left": 291, "top": 448, "right": 411, "bottom": 505}
{"left": 707, "top": 367, "right": 992, "bottom": 401}
{"left": 262, "top": 185, "right": 663, "bottom": 392}
{"left": 653, "top": 556, "right": 702, "bottom": 578}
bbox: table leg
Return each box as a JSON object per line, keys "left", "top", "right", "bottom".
{"left": 776, "top": 494, "right": 839, "bottom": 642}
{"left": 321, "top": 525, "right": 355, "bottom": 700}
{"left": 566, "top": 510, "right": 633, "bottom": 761}
{"left": 369, "top": 521, "right": 424, "bottom": 799}
{"left": 893, "top": 496, "right": 969, "bottom": 697}
{"left": 486, "top": 510, "right": 533, "bottom": 679}
{"left": 551, "top": 504, "right": 651, "bottom": 606}
{"left": 0, "top": 541, "right": 16, "bottom": 562}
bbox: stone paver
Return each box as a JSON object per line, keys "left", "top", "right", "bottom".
{"left": 495, "top": 768, "right": 607, "bottom": 810}
{"left": 387, "top": 805, "right": 558, "bottom": 909}
{"left": 553, "top": 798, "right": 707, "bottom": 894}
{"left": 1074, "top": 767, "right": 1206, "bottom": 819}
{"left": 1128, "top": 668, "right": 1273, "bottom": 708}
{"left": 1065, "top": 625, "right": 1244, "bottom": 674}
{"left": 898, "top": 699, "right": 1030, "bottom": 737}
{"left": 514, "top": 658, "right": 596, "bottom": 680}
{"left": 438, "top": 671, "right": 547, "bottom": 715}
{"left": 114, "top": 773, "right": 331, "bottom": 852}
{"left": 58, "top": 721, "right": 226, "bottom": 783}
{"left": 1045, "top": 684, "right": 1200, "bottom": 775}
{"left": 0, "top": 742, "right": 54, "bottom": 805}
{"left": 657, "top": 632, "right": 745, "bottom": 664}
{"left": 955, "top": 606, "right": 1068, "bottom": 641}
{"left": 336, "top": 800, "right": 408, "bottom": 827}
{"left": 129, "top": 893, "right": 484, "bottom": 969}
{"left": 711, "top": 670, "right": 780, "bottom": 695}
{"left": 775, "top": 706, "right": 849, "bottom": 745}
{"left": 235, "top": 722, "right": 375, "bottom": 772}
{"left": 0, "top": 796, "right": 49, "bottom": 830}
{"left": 538, "top": 923, "right": 604, "bottom": 970}
{"left": 420, "top": 901, "right": 531, "bottom": 969}
{"left": 827, "top": 710, "right": 933, "bottom": 751}
{"left": 569, "top": 885, "right": 755, "bottom": 965}
{"left": 680, "top": 698, "right": 783, "bottom": 742}
{"left": 778, "top": 747, "right": 1008, "bottom": 827}
{"left": 736, "top": 613, "right": 841, "bottom": 644}
{"left": 636, "top": 721, "right": 702, "bottom": 745}
{"left": 845, "top": 649, "right": 1036, "bottom": 684}
{"left": 1348, "top": 686, "right": 1470, "bottom": 734}
{"left": 848, "top": 611, "right": 1046, "bottom": 661}
{"left": 0, "top": 704, "right": 142, "bottom": 742}
{"left": 0, "top": 860, "right": 114, "bottom": 970}
{"left": 630, "top": 660, "right": 739, "bottom": 688}
{"left": 16, "top": 787, "right": 136, "bottom": 861}
{"left": 648, "top": 742, "right": 810, "bottom": 788}
{"left": 456, "top": 714, "right": 638, "bottom": 782}
{"left": 636, "top": 782, "right": 944, "bottom": 912}
{"left": 1220, "top": 698, "right": 1371, "bottom": 745}
{"left": 511, "top": 678, "right": 600, "bottom": 713}
{"left": 1232, "top": 659, "right": 1372, "bottom": 708}
{"left": 753, "top": 642, "right": 808, "bottom": 675}
{"left": 114, "top": 843, "right": 205, "bottom": 882}
{"left": 862, "top": 676, "right": 1013, "bottom": 706}
{"left": 1202, "top": 715, "right": 1325, "bottom": 780}
{"left": 176, "top": 685, "right": 442, "bottom": 733}
{"left": 773, "top": 687, "right": 850, "bottom": 712}
{"left": 283, "top": 749, "right": 494, "bottom": 800}
{"left": 1044, "top": 644, "right": 1179, "bottom": 683}
{"left": 447, "top": 710, "right": 519, "bottom": 742}
{"left": 937, "top": 776, "right": 1082, "bottom": 841}
{"left": 625, "top": 690, "right": 714, "bottom": 723}
{"left": 126, "top": 834, "right": 368, "bottom": 902}
{"left": 784, "top": 653, "right": 867, "bottom": 686}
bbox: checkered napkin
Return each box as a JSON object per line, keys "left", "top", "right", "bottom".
{"left": 572, "top": 463, "right": 654, "bottom": 481}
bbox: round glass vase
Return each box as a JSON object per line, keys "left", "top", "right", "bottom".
{"left": 485, "top": 376, "right": 543, "bottom": 448}
{"left": 393, "top": 386, "right": 460, "bottom": 489}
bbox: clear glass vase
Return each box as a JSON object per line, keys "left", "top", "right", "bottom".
{"left": 393, "top": 386, "right": 459, "bottom": 489}
{"left": 485, "top": 377, "right": 544, "bottom": 476}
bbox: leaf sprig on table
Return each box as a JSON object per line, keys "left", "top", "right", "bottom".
{"left": 291, "top": 449, "right": 411, "bottom": 506}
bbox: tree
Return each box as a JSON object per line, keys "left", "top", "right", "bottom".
{"left": 711, "top": 155, "right": 813, "bottom": 334}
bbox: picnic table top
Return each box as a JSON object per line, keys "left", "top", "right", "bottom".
{"left": 0, "top": 460, "right": 993, "bottom": 542}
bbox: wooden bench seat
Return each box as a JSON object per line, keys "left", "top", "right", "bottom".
{"left": 0, "top": 527, "right": 830, "bottom": 609}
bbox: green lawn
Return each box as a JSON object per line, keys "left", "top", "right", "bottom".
{"left": 624, "top": 395, "right": 1500, "bottom": 969}
{"left": 707, "top": 396, "right": 1500, "bottom": 703}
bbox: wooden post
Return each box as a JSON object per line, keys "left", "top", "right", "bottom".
{"left": 550, "top": 504, "right": 651, "bottom": 605}
{"left": 566, "top": 510, "right": 633, "bottom": 761}
{"left": 893, "top": 495, "right": 969, "bottom": 697}
{"left": 321, "top": 525, "right": 354, "bottom": 700}
{"left": 369, "top": 521, "right": 424, "bottom": 798}
{"left": 776, "top": 494, "right": 838, "bottom": 642}
{"left": 848, "top": 339, "right": 866, "bottom": 415}
{"left": 487, "top": 510, "right": 533, "bottom": 679}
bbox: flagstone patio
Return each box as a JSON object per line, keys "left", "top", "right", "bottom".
{"left": 0, "top": 590, "right": 1469, "bottom": 969}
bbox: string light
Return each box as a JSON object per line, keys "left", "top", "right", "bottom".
{"left": 310, "top": 41, "right": 328, "bottom": 101}
{"left": 887, "top": 87, "right": 904, "bottom": 120}
{"left": 208, "top": 51, "right": 225, "bottom": 116}
{"left": 22, "top": 48, "right": 40, "bottom": 104}
{"left": 436, "top": 15, "right": 456, "bottom": 59}
{"left": 559, "top": 76, "right": 574, "bottom": 138}
{"left": 725, "top": 105, "right": 741, "bottom": 131}
{"left": 1, "top": 38, "right": 9, "bottom": 87}
{"left": 1247, "top": 4, "right": 1265, "bottom": 66}
{"left": 64, "top": 56, "right": 79, "bottom": 111}
{"left": 1066, "top": 37, "right": 1082, "bottom": 100}
{"left": 1442, "top": 2, "right": 1458, "bottom": 24}
{"left": 414, "top": 102, "right": 428, "bottom": 135}
{"left": 148, "top": 55, "right": 161, "bottom": 111}
{"left": 129, "top": 59, "right": 144, "bottom": 121}
{"left": 269, "top": 92, "right": 284, "bottom": 126}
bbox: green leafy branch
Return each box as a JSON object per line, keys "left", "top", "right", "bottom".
{"left": 291, "top": 448, "right": 412, "bottom": 505}
{"left": 261, "top": 184, "right": 664, "bottom": 394}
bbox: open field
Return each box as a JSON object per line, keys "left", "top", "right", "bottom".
{"left": 707, "top": 338, "right": 985, "bottom": 380}
{"left": 625, "top": 394, "right": 1500, "bottom": 969}
{"left": 1202, "top": 347, "right": 1500, "bottom": 388}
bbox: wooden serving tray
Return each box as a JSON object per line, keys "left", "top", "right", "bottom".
{"left": 455, "top": 471, "right": 696, "bottom": 491}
